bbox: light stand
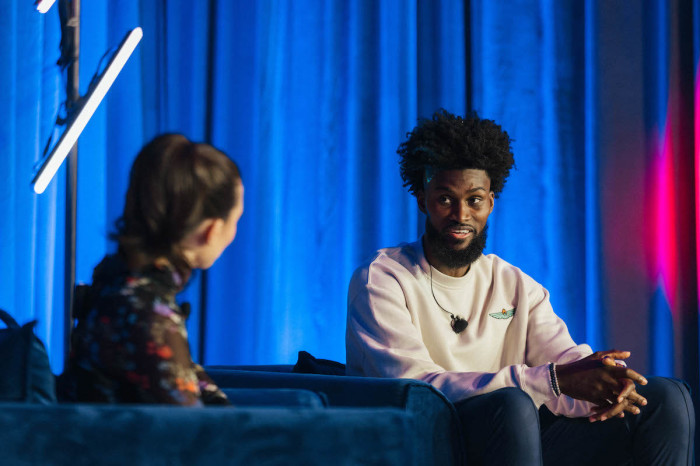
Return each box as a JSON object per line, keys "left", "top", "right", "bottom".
{"left": 61, "top": 0, "right": 78, "bottom": 364}
{"left": 32, "top": 0, "right": 142, "bottom": 364}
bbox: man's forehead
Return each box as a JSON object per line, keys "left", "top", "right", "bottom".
{"left": 424, "top": 167, "right": 491, "bottom": 189}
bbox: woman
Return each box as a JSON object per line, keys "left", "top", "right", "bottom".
{"left": 63, "top": 134, "right": 243, "bottom": 406}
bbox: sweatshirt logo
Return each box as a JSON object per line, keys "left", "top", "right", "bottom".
{"left": 489, "top": 308, "right": 516, "bottom": 319}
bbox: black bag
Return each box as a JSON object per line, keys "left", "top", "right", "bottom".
{"left": 292, "top": 351, "right": 346, "bottom": 376}
{"left": 0, "top": 309, "right": 56, "bottom": 403}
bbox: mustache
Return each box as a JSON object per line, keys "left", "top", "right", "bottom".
{"left": 441, "top": 222, "right": 477, "bottom": 232}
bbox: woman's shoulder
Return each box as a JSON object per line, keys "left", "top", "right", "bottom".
{"left": 91, "top": 254, "right": 180, "bottom": 307}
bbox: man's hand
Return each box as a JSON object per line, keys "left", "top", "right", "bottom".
{"left": 588, "top": 355, "right": 648, "bottom": 422}
{"left": 555, "top": 350, "right": 648, "bottom": 422}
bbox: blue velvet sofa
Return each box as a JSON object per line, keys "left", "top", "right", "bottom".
{"left": 1, "top": 303, "right": 459, "bottom": 465}
{"left": 206, "top": 366, "right": 465, "bottom": 465}
{"left": 0, "top": 390, "right": 415, "bottom": 465}
{"left": 0, "top": 307, "right": 424, "bottom": 465}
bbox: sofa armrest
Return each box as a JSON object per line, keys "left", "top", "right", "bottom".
{"left": 0, "top": 403, "right": 413, "bottom": 465}
{"left": 206, "top": 368, "right": 463, "bottom": 465}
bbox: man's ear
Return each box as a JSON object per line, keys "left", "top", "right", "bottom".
{"left": 416, "top": 191, "right": 427, "bottom": 215}
{"left": 488, "top": 191, "right": 495, "bottom": 214}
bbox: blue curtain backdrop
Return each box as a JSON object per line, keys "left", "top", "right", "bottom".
{"left": 1, "top": 0, "right": 698, "bottom": 410}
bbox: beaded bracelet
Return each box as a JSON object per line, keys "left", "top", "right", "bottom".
{"left": 548, "top": 362, "right": 561, "bottom": 397}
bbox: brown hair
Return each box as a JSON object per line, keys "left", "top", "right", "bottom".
{"left": 114, "top": 133, "right": 241, "bottom": 277}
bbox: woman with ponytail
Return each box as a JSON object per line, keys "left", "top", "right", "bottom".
{"left": 63, "top": 134, "right": 243, "bottom": 406}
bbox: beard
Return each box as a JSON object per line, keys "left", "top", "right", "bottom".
{"left": 424, "top": 220, "right": 488, "bottom": 270}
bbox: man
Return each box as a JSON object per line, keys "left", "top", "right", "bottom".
{"left": 346, "top": 110, "right": 694, "bottom": 465}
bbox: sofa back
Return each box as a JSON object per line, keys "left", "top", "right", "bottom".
{"left": 0, "top": 403, "right": 413, "bottom": 465}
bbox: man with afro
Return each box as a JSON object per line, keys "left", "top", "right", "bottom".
{"left": 346, "top": 109, "right": 694, "bottom": 465}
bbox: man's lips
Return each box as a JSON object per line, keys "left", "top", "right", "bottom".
{"left": 443, "top": 224, "right": 476, "bottom": 240}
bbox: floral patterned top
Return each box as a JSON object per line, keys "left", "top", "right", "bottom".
{"left": 62, "top": 254, "right": 229, "bottom": 406}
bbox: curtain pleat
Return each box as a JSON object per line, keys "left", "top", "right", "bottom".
{"left": 1, "top": 3, "right": 64, "bottom": 371}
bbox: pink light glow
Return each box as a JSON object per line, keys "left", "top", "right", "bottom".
{"left": 696, "top": 60, "right": 700, "bottom": 313}
{"left": 653, "top": 118, "right": 678, "bottom": 315}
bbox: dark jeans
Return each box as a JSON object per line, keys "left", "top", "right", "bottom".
{"left": 454, "top": 377, "right": 695, "bottom": 466}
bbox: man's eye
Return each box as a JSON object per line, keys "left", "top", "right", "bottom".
{"left": 438, "top": 196, "right": 451, "bottom": 205}
{"left": 468, "top": 197, "right": 483, "bottom": 206}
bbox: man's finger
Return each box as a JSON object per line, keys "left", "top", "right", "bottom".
{"left": 599, "top": 350, "right": 631, "bottom": 360}
{"left": 590, "top": 393, "right": 646, "bottom": 422}
{"left": 625, "top": 390, "right": 647, "bottom": 406}
{"left": 616, "top": 379, "right": 635, "bottom": 402}
{"left": 601, "top": 356, "right": 617, "bottom": 367}
{"left": 623, "top": 402, "right": 641, "bottom": 415}
{"left": 611, "top": 367, "right": 647, "bottom": 385}
{"left": 589, "top": 400, "right": 626, "bottom": 422}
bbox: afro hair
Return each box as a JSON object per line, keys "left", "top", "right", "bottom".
{"left": 398, "top": 109, "right": 515, "bottom": 198}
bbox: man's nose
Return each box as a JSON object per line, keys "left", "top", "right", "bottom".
{"left": 452, "top": 202, "right": 471, "bottom": 222}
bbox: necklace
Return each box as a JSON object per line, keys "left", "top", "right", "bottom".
{"left": 429, "top": 266, "right": 469, "bottom": 334}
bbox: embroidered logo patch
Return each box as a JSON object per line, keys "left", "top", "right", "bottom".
{"left": 489, "top": 308, "right": 516, "bottom": 319}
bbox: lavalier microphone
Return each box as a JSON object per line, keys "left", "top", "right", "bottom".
{"left": 451, "top": 315, "right": 468, "bottom": 334}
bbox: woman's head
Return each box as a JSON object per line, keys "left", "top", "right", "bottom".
{"left": 116, "top": 133, "right": 243, "bottom": 276}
